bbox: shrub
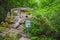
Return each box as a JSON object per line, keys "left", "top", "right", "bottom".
{"left": 26, "top": 14, "right": 57, "bottom": 40}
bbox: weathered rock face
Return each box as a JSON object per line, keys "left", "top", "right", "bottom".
{"left": 17, "top": 25, "right": 24, "bottom": 33}
{"left": 13, "top": 16, "right": 20, "bottom": 23}
{"left": 8, "top": 28, "right": 19, "bottom": 33}
{"left": 0, "top": 28, "right": 19, "bottom": 38}
{"left": 0, "top": 8, "right": 32, "bottom": 40}
{"left": 11, "top": 16, "right": 25, "bottom": 28}
{"left": 7, "top": 28, "right": 19, "bottom": 38}
{"left": 3, "top": 28, "right": 19, "bottom": 36}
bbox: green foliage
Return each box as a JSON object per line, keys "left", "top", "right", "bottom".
{"left": 4, "top": 32, "right": 19, "bottom": 40}
{"left": 1, "top": 22, "right": 9, "bottom": 27}
{"left": 1, "top": 16, "right": 14, "bottom": 28}
{"left": 31, "top": 36, "right": 40, "bottom": 40}
{"left": 5, "top": 16, "right": 14, "bottom": 22}
{"left": 29, "top": 15, "right": 57, "bottom": 37}
{"left": 0, "top": 27, "right": 6, "bottom": 32}
{"left": 40, "top": 37, "right": 56, "bottom": 40}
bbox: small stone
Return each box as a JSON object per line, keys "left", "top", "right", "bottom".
{"left": 19, "top": 37, "right": 30, "bottom": 40}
